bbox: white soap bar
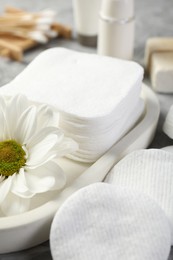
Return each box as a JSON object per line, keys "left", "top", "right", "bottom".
{"left": 105, "top": 149, "right": 173, "bottom": 244}
{"left": 0, "top": 48, "right": 143, "bottom": 119}
{"left": 151, "top": 52, "right": 173, "bottom": 93}
{"left": 145, "top": 38, "right": 173, "bottom": 72}
{"left": 50, "top": 183, "right": 171, "bottom": 260}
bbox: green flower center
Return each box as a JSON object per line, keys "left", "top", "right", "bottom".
{"left": 0, "top": 140, "right": 26, "bottom": 177}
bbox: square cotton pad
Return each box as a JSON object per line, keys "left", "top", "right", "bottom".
{"left": 0, "top": 48, "right": 144, "bottom": 162}
{"left": 50, "top": 183, "right": 171, "bottom": 260}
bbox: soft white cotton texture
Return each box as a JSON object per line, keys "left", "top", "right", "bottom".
{"left": 50, "top": 183, "right": 171, "bottom": 260}
{"left": 162, "top": 146, "right": 173, "bottom": 153}
{"left": 65, "top": 98, "right": 144, "bottom": 162}
{"left": 105, "top": 149, "right": 173, "bottom": 244}
{"left": 0, "top": 48, "right": 144, "bottom": 162}
{"left": 163, "top": 104, "right": 173, "bottom": 139}
{"left": 0, "top": 48, "right": 143, "bottom": 118}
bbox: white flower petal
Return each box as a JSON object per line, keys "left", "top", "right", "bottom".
{"left": 0, "top": 107, "right": 6, "bottom": 140}
{"left": 15, "top": 95, "right": 30, "bottom": 117}
{"left": 54, "top": 137, "right": 79, "bottom": 158}
{"left": 0, "top": 175, "right": 5, "bottom": 183}
{"left": 26, "top": 134, "right": 58, "bottom": 167}
{"left": 14, "top": 106, "right": 37, "bottom": 144}
{"left": 0, "top": 96, "right": 9, "bottom": 140}
{"left": 1, "top": 192, "right": 30, "bottom": 216}
{"left": 5, "top": 98, "right": 17, "bottom": 139}
{"left": 5, "top": 95, "right": 29, "bottom": 139}
{"left": 25, "top": 161, "right": 66, "bottom": 193}
{"left": 11, "top": 169, "right": 35, "bottom": 198}
{"left": 26, "top": 126, "right": 63, "bottom": 149}
{"left": 37, "top": 104, "right": 59, "bottom": 128}
{"left": 0, "top": 94, "right": 77, "bottom": 216}
{"left": 27, "top": 152, "right": 57, "bottom": 169}
{"left": 0, "top": 175, "right": 14, "bottom": 204}
{"left": 0, "top": 95, "right": 6, "bottom": 112}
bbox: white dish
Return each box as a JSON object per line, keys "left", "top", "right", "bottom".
{"left": 0, "top": 83, "right": 160, "bottom": 254}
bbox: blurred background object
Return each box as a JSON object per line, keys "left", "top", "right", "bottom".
{"left": 145, "top": 38, "right": 173, "bottom": 93}
{"left": 98, "top": 0, "right": 135, "bottom": 60}
{"left": 73, "top": 0, "right": 101, "bottom": 47}
{"left": 0, "top": 6, "right": 71, "bottom": 61}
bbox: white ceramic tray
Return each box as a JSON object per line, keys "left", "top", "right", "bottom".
{"left": 0, "top": 83, "right": 160, "bottom": 253}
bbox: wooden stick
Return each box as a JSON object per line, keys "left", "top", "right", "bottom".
{"left": 0, "top": 19, "right": 39, "bottom": 27}
{"left": 5, "top": 6, "right": 24, "bottom": 14}
{"left": 5, "top": 6, "right": 72, "bottom": 39}
{"left": 0, "top": 28, "right": 48, "bottom": 43}
{"left": 0, "top": 47, "right": 10, "bottom": 58}
{"left": 0, "top": 39, "right": 23, "bottom": 61}
{"left": 0, "top": 6, "right": 72, "bottom": 61}
{"left": 0, "top": 35, "right": 37, "bottom": 50}
{"left": 51, "top": 23, "right": 71, "bottom": 39}
{"left": 0, "top": 20, "right": 71, "bottom": 39}
{"left": 0, "top": 26, "right": 34, "bottom": 33}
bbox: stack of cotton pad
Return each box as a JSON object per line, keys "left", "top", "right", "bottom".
{"left": 50, "top": 183, "right": 171, "bottom": 260}
{"left": 0, "top": 48, "right": 144, "bottom": 162}
{"left": 105, "top": 149, "right": 173, "bottom": 244}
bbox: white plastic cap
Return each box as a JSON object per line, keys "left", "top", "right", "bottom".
{"left": 100, "top": 0, "right": 134, "bottom": 20}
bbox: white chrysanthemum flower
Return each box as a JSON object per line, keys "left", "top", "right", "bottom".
{"left": 0, "top": 95, "right": 78, "bottom": 216}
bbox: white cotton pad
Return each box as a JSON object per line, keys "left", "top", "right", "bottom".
{"left": 0, "top": 48, "right": 143, "bottom": 162}
{"left": 65, "top": 99, "right": 144, "bottom": 162}
{"left": 50, "top": 183, "right": 171, "bottom": 260}
{"left": 163, "top": 105, "right": 173, "bottom": 138}
{"left": 0, "top": 48, "right": 143, "bottom": 119}
{"left": 162, "top": 146, "right": 173, "bottom": 153}
{"left": 105, "top": 149, "right": 173, "bottom": 244}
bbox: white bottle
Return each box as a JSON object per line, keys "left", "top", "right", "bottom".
{"left": 73, "top": 0, "right": 102, "bottom": 47}
{"left": 98, "top": 0, "right": 135, "bottom": 60}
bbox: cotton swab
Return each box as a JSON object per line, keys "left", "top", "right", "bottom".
{"left": 0, "top": 6, "right": 72, "bottom": 61}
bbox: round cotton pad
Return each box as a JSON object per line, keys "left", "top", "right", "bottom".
{"left": 162, "top": 145, "right": 173, "bottom": 154}
{"left": 163, "top": 104, "right": 173, "bottom": 139}
{"left": 50, "top": 183, "right": 171, "bottom": 260}
{"left": 105, "top": 149, "right": 173, "bottom": 244}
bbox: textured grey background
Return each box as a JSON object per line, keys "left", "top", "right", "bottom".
{"left": 0, "top": 0, "right": 173, "bottom": 259}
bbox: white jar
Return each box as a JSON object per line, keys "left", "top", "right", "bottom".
{"left": 73, "top": 0, "right": 102, "bottom": 47}
{"left": 98, "top": 0, "right": 135, "bottom": 60}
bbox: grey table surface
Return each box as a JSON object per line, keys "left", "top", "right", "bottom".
{"left": 0, "top": 0, "right": 173, "bottom": 259}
